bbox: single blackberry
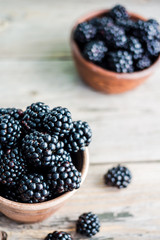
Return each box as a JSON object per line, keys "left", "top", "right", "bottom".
{"left": 74, "top": 22, "right": 96, "bottom": 44}
{"left": 65, "top": 121, "right": 92, "bottom": 153}
{"left": 100, "top": 25, "right": 127, "bottom": 49}
{"left": 44, "top": 107, "right": 73, "bottom": 137}
{"left": 22, "top": 102, "right": 50, "bottom": 131}
{"left": 0, "top": 108, "right": 24, "bottom": 121}
{"left": 18, "top": 173, "right": 50, "bottom": 203}
{"left": 83, "top": 41, "right": 108, "bottom": 64}
{"left": 47, "top": 161, "right": 81, "bottom": 194}
{"left": 127, "top": 37, "right": 144, "bottom": 60}
{"left": 76, "top": 212, "right": 100, "bottom": 237}
{"left": 22, "top": 131, "right": 66, "bottom": 168}
{"left": 108, "top": 5, "right": 129, "bottom": 21}
{"left": 136, "top": 55, "right": 152, "bottom": 70}
{"left": 146, "top": 39, "right": 160, "bottom": 57}
{"left": 104, "top": 165, "right": 132, "bottom": 189}
{"left": 0, "top": 148, "right": 26, "bottom": 187}
{"left": 0, "top": 114, "right": 22, "bottom": 149}
{"left": 90, "top": 16, "right": 114, "bottom": 29}
{"left": 44, "top": 231, "right": 72, "bottom": 240}
{"left": 107, "top": 50, "right": 134, "bottom": 73}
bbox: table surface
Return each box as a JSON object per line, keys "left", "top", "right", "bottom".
{"left": 0, "top": 0, "right": 160, "bottom": 239}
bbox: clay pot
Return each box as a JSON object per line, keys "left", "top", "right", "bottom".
{"left": 71, "top": 9, "right": 160, "bottom": 94}
{"left": 0, "top": 149, "right": 89, "bottom": 223}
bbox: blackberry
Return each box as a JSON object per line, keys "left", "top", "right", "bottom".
{"left": 0, "top": 148, "right": 26, "bottom": 187}
{"left": 0, "top": 114, "right": 22, "bottom": 149}
{"left": 116, "top": 19, "right": 135, "bottom": 33}
{"left": 90, "top": 16, "right": 114, "bottom": 29}
{"left": 146, "top": 39, "right": 160, "bottom": 57}
{"left": 148, "top": 19, "right": 159, "bottom": 27}
{"left": 136, "top": 55, "right": 152, "bottom": 70}
{"left": 127, "top": 37, "right": 144, "bottom": 60}
{"left": 22, "top": 131, "right": 66, "bottom": 168}
{"left": 100, "top": 25, "right": 127, "bottom": 49}
{"left": 22, "top": 102, "right": 50, "bottom": 131}
{"left": 83, "top": 40, "right": 108, "bottom": 64}
{"left": 0, "top": 108, "right": 24, "bottom": 121}
{"left": 108, "top": 5, "right": 129, "bottom": 21}
{"left": 104, "top": 165, "right": 132, "bottom": 189}
{"left": 74, "top": 22, "right": 96, "bottom": 44}
{"left": 1, "top": 187, "right": 20, "bottom": 202}
{"left": 47, "top": 161, "right": 81, "bottom": 194}
{"left": 65, "top": 121, "right": 92, "bottom": 153}
{"left": 44, "top": 231, "right": 72, "bottom": 240}
{"left": 44, "top": 107, "right": 73, "bottom": 137}
{"left": 76, "top": 212, "right": 100, "bottom": 237}
{"left": 18, "top": 173, "right": 50, "bottom": 203}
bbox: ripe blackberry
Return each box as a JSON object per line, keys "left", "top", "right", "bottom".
{"left": 44, "top": 107, "right": 73, "bottom": 137}
{"left": 127, "top": 37, "right": 144, "bottom": 60}
{"left": 136, "top": 55, "right": 152, "bottom": 70}
{"left": 44, "top": 231, "right": 72, "bottom": 240}
{"left": 22, "top": 102, "right": 50, "bottom": 131}
{"left": 22, "top": 131, "right": 66, "bottom": 168}
{"left": 104, "top": 165, "right": 132, "bottom": 189}
{"left": 76, "top": 212, "right": 100, "bottom": 237}
{"left": 90, "top": 16, "right": 114, "bottom": 29}
{"left": 47, "top": 161, "right": 81, "bottom": 194}
{"left": 148, "top": 19, "right": 159, "bottom": 27}
{"left": 100, "top": 25, "right": 127, "bottom": 49}
{"left": 65, "top": 121, "right": 92, "bottom": 153}
{"left": 0, "top": 108, "right": 24, "bottom": 121}
{"left": 1, "top": 187, "right": 20, "bottom": 202}
{"left": 146, "top": 40, "right": 160, "bottom": 57}
{"left": 107, "top": 50, "right": 134, "bottom": 73}
{"left": 0, "top": 148, "right": 26, "bottom": 187}
{"left": 83, "top": 41, "right": 108, "bottom": 64}
{"left": 0, "top": 114, "right": 22, "bottom": 149}
{"left": 18, "top": 173, "right": 50, "bottom": 203}
{"left": 116, "top": 19, "right": 135, "bottom": 33}
{"left": 74, "top": 22, "right": 96, "bottom": 44}
{"left": 108, "top": 5, "right": 129, "bottom": 21}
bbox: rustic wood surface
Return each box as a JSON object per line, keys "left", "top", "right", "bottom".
{"left": 0, "top": 0, "right": 160, "bottom": 239}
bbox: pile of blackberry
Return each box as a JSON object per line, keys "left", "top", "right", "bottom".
{"left": 74, "top": 4, "right": 160, "bottom": 72}
{"left": 0, "top": 102, "right": 92, "bottom": 203}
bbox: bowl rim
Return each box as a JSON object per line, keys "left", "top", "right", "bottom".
{"left": 70, "top": 9, "right": 160, "bottom": 79}
{"left": 0, "top": 148, "right": 89, "bottom": 210}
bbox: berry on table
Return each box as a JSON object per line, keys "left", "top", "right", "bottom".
{"left": 44, "top": 231, "right": 72, "bottom": 240}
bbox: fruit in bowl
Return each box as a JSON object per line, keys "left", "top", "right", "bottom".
{"left": 71, "top": 5, "right": 160, "bottom": 93}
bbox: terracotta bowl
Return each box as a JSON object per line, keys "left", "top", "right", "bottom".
{"left": 0, "top": 149, "right": 89, "bottom": 223}
{"left": 71, "top": 9, "right": 160, "bottom": 94}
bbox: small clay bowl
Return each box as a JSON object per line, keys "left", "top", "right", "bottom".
{"left": 71, "top": 9, "right": 160, "bottom": 94}
{"left": 0, "top": 149, "right": 89, "bottom": 223}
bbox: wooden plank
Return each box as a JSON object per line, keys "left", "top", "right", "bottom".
{"left": 0, "top": 162, "right": 160, "bottom": 239}
{"left": 0, "top": 0, "right": 159, "bottom": 59}
{"left": 0, "top": 60, "right": 160, "bottom": 163}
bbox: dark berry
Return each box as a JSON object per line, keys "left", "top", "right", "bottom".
{"left": 0, "top": 148, "right": 26, "bottom": 187}
{"left": 108, "top": 5, "right": 129, "bottom": 21}
{"left": 0, "top": 108, "right": 24, "bottom": 121}
{"left": 127, "top": 37, "right": 144, "bottom": 60}
{"left": 74, "top": 22, "right": 96, "bottom": 44}
{"left": 136, "top": 55, "right": 152, "bottom": 70}
{"left": 18, "top": 173, "right": 50, "bottom": 203}
{"left": 0, "top": 114, "right": 22, "bottom": 149}
{"left": 44, "top": 107, "right": 73, "bottom": 137}
{"left": 65, "top": 121, "right": 92, "bottom": 153}
{"left": 76, "top": 212, "right": 100, "bottom": 237}
{"left": 83, "top": 40, "right": 108, "bottom": 64}
{"left": 146, "top": 39, "right": 160, "bottom": 56}
{"left": 90, "top": 16, "right": 114, "bottom": 29}
{"left": 104, "top": 165, "right": 132, "bottom": 189}
{"left": 22, "top": 102, "right": 50, "bottom": 131}
{"left": 106, "top": 50, "right": 134, "bottom": 73}
{"left": 116, "top": 19, "right": 135, "bottom": 33}
{"left": 47, "top": 161, "right": 81, "bottom": 194}
{"left": 44, "top": 231, "right": 72, "bottom": 240}
{"left": 0, "top": 186, "right": 20, "bottom": 202}
{"left": 22, "top": 131, "right": 66, "bottom": 168}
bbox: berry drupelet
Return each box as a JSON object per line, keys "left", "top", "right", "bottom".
{"left": 44, "top": 107, "right": 73, "bottom": 137}
{"left": 76, "top": 212, "right": 100, "bottom": 237}
{"left": 74, "top": 22, "right": 96, "bottom": 44}
{"left": 0, "top": 148, "right": 26, "bottom": 187}
{"left": 22, "top": 102, "right": 50, "bottom": 131}
{"left": 47, "top": 161, "right": 81, "bottom": 194}
{"left": 104, "top": 165, "right": 132, "bottom": 189}
{"left": 18, "top": 173, "right": 50, "bottom": 203}
{"left": 108, "top": 5, "right": 129, "bottom": 21}
{"left": 83, "top": 40, "right": 108, "bottom": 64}
{"left": 44, "top": 231, "right": 72, "bottom": 240}
{"left": 65, "top": 121, "right": 92, "bottom": 153}
{"left": 0, "top": 114, "right": 22, "bottom": 149}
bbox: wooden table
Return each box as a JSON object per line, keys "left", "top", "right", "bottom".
{"left": 0, "top": 0, "right": 160, "bottom": 239}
